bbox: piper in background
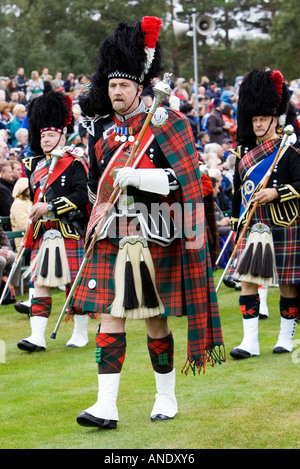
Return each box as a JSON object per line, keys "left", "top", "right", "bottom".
{"left": 17, "top": 91, "right": 90, "bottom": 352}
{"left": 228, "top": 68, "right": 300, "bottom": 359}
{"left": 71, "top": 16, "right": 225, "bottom": 430}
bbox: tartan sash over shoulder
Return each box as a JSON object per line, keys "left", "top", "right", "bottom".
{"left": 238, "top": 138, "right": 281, "bottom": 182}
{"left": 152, "top": 109, "right": 225, "bottom": 373}
{"left": 238, "top": 138, "right": 280, "bottom": 223}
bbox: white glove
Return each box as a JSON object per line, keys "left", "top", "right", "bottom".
{"left": 114, "top": 167, "right": 170, "bottom": 195}
{"left": 113, "top": 167, "right": 140, "bottom": 191}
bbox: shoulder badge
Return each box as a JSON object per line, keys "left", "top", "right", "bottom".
{"left": 230, "top": 145, "right": 243, "bottom": 160}
{"left": 65, "top": 146, "right": 84, "bottom": 157}
{"left": 22, "top": 155, "right": 41, "bottom": 172}
{"left": 81, "top": 117, "right": 103, "bottom": 137}
{"left": 151, "top": 107, "right": 169, "bottom": 127}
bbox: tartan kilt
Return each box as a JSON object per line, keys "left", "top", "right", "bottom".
{"left": 227, "top": 205, "right": 300, "bottom": 284}
{"left": 30, "top": 221, "right": 85, "bottom": 284}
{"left": 72, "top": 237, "right": 185, "bottom": 316}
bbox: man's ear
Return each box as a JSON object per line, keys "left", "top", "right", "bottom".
{"left": 137, "top": 85, "right": 143, "bottom": 98}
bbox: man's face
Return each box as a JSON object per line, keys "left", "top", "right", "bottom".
{"left": 40, "top": 130, "right": 65, "bottom": 154}
{"left": 212, "top": 180, "right": 220, "bottom": 198}
{"left": 19, "top": 132, "right": 28, "bottom": 145}
{"left": 203, "top": 134, "right": 210, "bottom": 144}
{"left": 0, "top": 140, "right": 8, "bottom": 156}
{"left": 108, "top": 78, "right": 142, "bottom": 116}
{"left": 252, "top": 116, "right": 277, "bottom": 141}
{"left": 0, "top": 165, "right": 14, "bottom": 183}
{"left": 10, "top": 92, "right": 19, "bottom": 102}
{"left": 11, "top": 163, "right": 22, "bottom": 180}
{"left": 222, "top": 142, "right": 232, "bottom": 152}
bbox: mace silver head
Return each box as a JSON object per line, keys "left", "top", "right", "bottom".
{"left": 48, "top": 146, "right": 65, "bottom": 173}
{"left": 50, "top": 147, "right": 65, "bottom": 159}
{"left": 283, "top": 124, "right": 294, "bottom": 136}
{"left": 150, "top": 73, "right": 172, "bottom": 114}
{"left": 280, "top": 124, "right": 295, "bottom": 147}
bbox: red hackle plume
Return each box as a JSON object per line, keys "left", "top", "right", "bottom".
{"left": 270, "top": 70, "right": 283, "bottom": 103}
{"left": 63, "top": 95, "right": 73, "bottom": 126}
{"left": 141, "top": 16, "right": 162, "bottom": 48}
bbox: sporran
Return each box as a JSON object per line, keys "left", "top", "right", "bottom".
{"left": 234, "top": 222, "right": 278, "bottom": 286}
{"left": 110, "top": 235, "right": 164, "bottom": 319}
{"left": 24, "top": 229, "right": 71, "bottom": 287}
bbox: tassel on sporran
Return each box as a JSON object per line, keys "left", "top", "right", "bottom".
{"left": 34, "top": 229, "right": 71, "bottom": 287}
{"left": 110, "top": 235, "right": 164, "bottom": 319}
{"left": 234, "top": 222, "right": 277, "bottom": 286}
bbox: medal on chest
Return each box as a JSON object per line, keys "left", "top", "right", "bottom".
{"left": 114, "top": 126, "right": 135, "bottom": 143}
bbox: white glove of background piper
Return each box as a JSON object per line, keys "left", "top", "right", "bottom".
{"left": 114, "top": 167, "right": 170, "bottom": 195}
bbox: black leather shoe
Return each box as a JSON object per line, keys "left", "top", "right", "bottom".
{"left": 273, "top": 346, "right": 289, "bottom": 354}
{"left": 223, "top": 278, "right": 241, "bottom": 290}
{"left": 230, "top": 348, "right": 251, "bottom": 359}
{"left": 151, "top": 414, "right": 174, "bottom": 422}
{"left": 17, "top": 340, "right": 45, "bottom": 352}
{"left": 223, "top": 278, "right": 236, "bottom": 289}
{"left": 259, "top": 313, "right": 268, "bottom": 320}
{"left": 14, "top": 302, "right": 30, "bottom": 316}
{"left": 77, "top": 411, "right": 117, "bottom": 429}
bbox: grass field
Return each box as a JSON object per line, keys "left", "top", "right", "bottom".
{"left": 0, "top": 270, "right": 299, "bottom": 450}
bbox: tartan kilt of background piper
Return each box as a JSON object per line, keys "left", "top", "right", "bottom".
{"left": 30, "top": 221, "right": 85, "bottom": 284}
{"left": 226, "top": 205, "right": 300, "bottom": 284}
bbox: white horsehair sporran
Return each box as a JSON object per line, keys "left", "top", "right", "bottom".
{"left": 24, "top": 229, "right": 71, "bottom": 287}
{"left": 110, "top": 235, "right": 164, "bottom": 319}
{"left": 234, "top": 222, "right": 278, "bottom": 286}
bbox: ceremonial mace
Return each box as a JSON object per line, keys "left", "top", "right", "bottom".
{"left": 50, "top": 73, "right": 172, "bottom": 339}
{"left": 216, "top": 125, "right": 294, "bottom": 293}
{"left": 215, "top": 230, "right": 233, "bottom": 267}
{"left": 0, "top": 148, "right": 64, "bottom": 306}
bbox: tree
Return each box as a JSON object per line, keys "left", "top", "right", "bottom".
{"left": 3, "top": 0, "right": 168, "bottom": 78}
{"left": 269, "top": 0, "right": 300, "bottom": 80}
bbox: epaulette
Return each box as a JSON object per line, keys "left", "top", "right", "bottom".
{"left": 229, "top": 145, "right": 243, "bottom": 160}
{"left": 290, "top": 139, "right": 300, "bottom": 156}
{"left": 81, "top": 115, "right": 108, "bottom": 137}
{"left": 65, "top": 145, "right": 84, "bottom": 158}
{"left": 64, "top": 146, "right": 89, "bottom": 174}
{"left": 22, "top": 155, "right": 43, "bottom": 172}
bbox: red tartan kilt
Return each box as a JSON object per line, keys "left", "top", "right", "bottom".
{"left": 71, "top": 237, "right": 185, "bottom": 316}
{"left": 30, "top": 222, "right": 85, "bottom": 283}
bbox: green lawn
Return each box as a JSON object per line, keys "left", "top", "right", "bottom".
{"left": 0, "top": 271, "right": 299, "bottom": 449}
